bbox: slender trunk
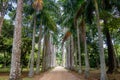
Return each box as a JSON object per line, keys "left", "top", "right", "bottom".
{"left": 36, "top": 22, "right": 42, "bottom": 74}
{"left": 81, "top": 18, "right": 90, "bottom": 78}
{"left": 104, "top": 27, "right": 117, "bottom": 73}
{"left": 71, "top": 35, "right": 74, "bottom": 70}
{"left": 43, "top": 34, "right": 48, "bottom": 71}
{"left": 28, "top": 15, "right": 36, "bottom": 77}
{"left": 0, "top": 17, "right": 4, "bottom": 36}
{"left": 68, "top": 40, "right": 71, "bottom": 69}
{"left": 9, "top": 0, "right": 23, "bottom": 79}
{"left": 68, "top": 37, "right": 72, "bottom": 69}
{"left": 74, "top": 39, "right": 78, "bottom": 71}
{"left": 53, "top": 45, "right": 56, "bottom": 67}
{"left": 62, "top": 45, "right": 66, "bottom": 67}
{"left": 51, "top": 43, "right": 54, "bottom": 67}
{"left": 65, "top": 45, "right": 69, "bottom": 68}
{"left": 42, "top": 38, "right": 46, "bottom": 72}
{"left": 94, "top": 0, "right": 108, "bottom": 80}
{"left": 77, "top": 20, "right": 82, "bottom": 73}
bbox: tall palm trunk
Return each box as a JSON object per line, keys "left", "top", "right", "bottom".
{"left": 104, "top": 27, "right": 117, "bottom": 73}
{"left": 36, "top": 22, "right": 42, "bottom": 74}
{"left": 9, "top": 0, "right": 23, "bottom": 79}
{"left": 68, "top": 40, "right": 71, "bottom": 69}
{"left": 53, "top": 45, "right": 56, "bottom": 67}
{"left": 73, "top": 38, "right": 78, "bottom": 71}
{"left": 28, "top": 15, "right": 36, "bottom": 77}
{"left": 62, "top": 45, "right": 66, "bottom": 67}
{"left": 0, "top": 17, "right": 4, "bottom": 36}
{"left": 77, "top": 20, "right": 82, "bottom": 73}
{"left": 71, "top": 35, "right": 74, "bottom": 70}
{"left": 42, "top": 37, "right": 46, "bottom": 72}
{"left": 81, "top": 18, "right": 90, "bottom": 78}
{"left": 44, "top": 34, "right": 49, "bottom": 71}
{"left": 94, "top": 0, "right": 108, "bottom": 80}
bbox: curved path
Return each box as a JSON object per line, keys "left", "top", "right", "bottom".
{"left": 34, "top": 66, "right": 84, "bottom": 80}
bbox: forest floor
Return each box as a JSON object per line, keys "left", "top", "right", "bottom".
{"left": 0, "top": 66, "right": 120, "bottom": 80}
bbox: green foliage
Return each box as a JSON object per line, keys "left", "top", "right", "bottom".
{"left": 2, "top": 19, "right": 14, "bottom": 37}
{"left": 21, "top": 38, "right": 32, "bottom": 67}
{"left": 56, "top": 52, "right": 62, "bottom": 65}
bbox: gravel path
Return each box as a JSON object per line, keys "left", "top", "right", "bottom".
{"left": 34, "top": 66, "right": 83, "bottom": 80}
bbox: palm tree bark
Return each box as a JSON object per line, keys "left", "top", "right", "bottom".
{"left": 28, "top": 15, "right": 36, "bottom": 77}
{"left": 94, "top": 0, "right": 108, "bottom": 80}
{"left": 36, "top": 22, "right": 42, "bottom": 74}
{"left": 77, "top": 20, "right": 82, "bottom": 73}
{"left": 71, "top": 35, "right": 74, "bottom": 70}
{"left": 9, "top": 0, "right": 23, "bottom": 79}
{"left": 53, "top": 45, "right": 56, "bottom": 67}
{"left": 42, "top": 37, "right": 46, "bottom": 72}
{"left": 81, "top": 18, "right": 90, "bottom": 78}
{"left": 104, "top": 26, "right": 117, "bottom": 74}
{"left": 62, "top": 46, "right": 66, "bottom": 67}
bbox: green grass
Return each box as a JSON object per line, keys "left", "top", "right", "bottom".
{"left": 0, "top": 68, "right": 33, "bottom": 80}
{"left": 0, "top": 68, "right": 10, "bottom": 72}
{"left": 0, "top": 77, "right": 33, "bottom": 80}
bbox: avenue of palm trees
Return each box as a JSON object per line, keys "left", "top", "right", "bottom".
{"left": 0, "top": 0, "right": 120, "bottom": 80}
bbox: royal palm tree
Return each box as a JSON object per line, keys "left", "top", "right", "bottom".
{"left": 28, "top": 0, "right": 59, "bottom": 76}
{"left": 28, "top": 0, "right": 43, "bottom": 77}
{"left": 9, "top": 0, "right": 23, "bottom": 79}
{"left": 94, "top": 0, "right": 108, "bottom": 79}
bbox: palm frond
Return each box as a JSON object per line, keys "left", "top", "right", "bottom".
{"left": 33, "top": 0, "right": 43, "bottom": 11}
{"left": 41, "top": 10, "right": 57, "bottom": 33}
{"left": 62, "top": 31, "right": 71, "bottom": 46}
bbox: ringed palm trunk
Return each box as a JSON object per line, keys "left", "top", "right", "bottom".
{"left": 9, "top": 0, "right": 23, "bottom": 79}
{"left": 36, "top": 22, "right": 42, "bottom": 74}
{"left": 77, "top": 20, "right": 82, "bottom": 73}
{"left": 28, "top": 15, "right": 36, "bottom": 77}
{"left": 94, "top": 0, "right": 108, "bottom": 80}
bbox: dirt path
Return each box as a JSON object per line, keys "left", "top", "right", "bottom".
{"left": 34, "top": 66, "right": 84, "bottom": 80}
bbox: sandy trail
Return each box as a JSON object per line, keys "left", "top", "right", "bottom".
{"left": 34, "top": 66, "right": 83, "bottom": 80}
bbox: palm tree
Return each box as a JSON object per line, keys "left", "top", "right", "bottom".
{"left": 100, "top": 0, "right": 120, "bottom": 73}
{"left": 28, "top": 0, "right": 43, "bottom": 77}
{"left": 60, "top": 0, "right": 84, "bottom": 73}
{"left": 76, "top": 20, "right": 82, "bottom": 73}
{"left": 36, "top": 20, "right": 42, "bottom": 74}
{"left": 74, "top": 1, "right": 90, "bottom": 77}
{"left": 80, "top": 17, "right": 90, "bottom": 78}
{"left": 28, "top": 14, "right": 36, "bottom": 77}
{"left": 94, "top": 0, "right": 108, "bottom": 80}
{"left": 9, "top": 0, "right": 23, "bottom": 79}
